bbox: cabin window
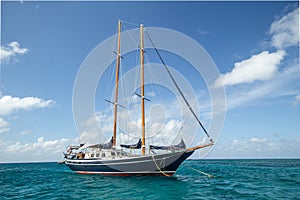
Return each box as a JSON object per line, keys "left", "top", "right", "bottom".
{"left": 101, "top": 153, "right": 106, "bottom": 157}
{"left": 96, "top": 153, "right": 100, "bottom": 157}
{"left": 117, "top": 152, "right": 120, "bottom": 156}
{"left": 91, "top": 154, "right": 94, "bottom": 158}
{"left": 111, "top": 152, "right": 116, "bottom": 156}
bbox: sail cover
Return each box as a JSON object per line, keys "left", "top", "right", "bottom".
{"left": 120, "top": 138, "right": 142, "bottom": 149}
{"left": 87, "top": 137, "right": 113, "bottom": 149}
{"left": 150, "top": 139, "right": 186, "bottom": 150}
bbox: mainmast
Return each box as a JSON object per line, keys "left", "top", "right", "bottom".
{"left": 113, "top": 20, "right": 122, "bottom": 147}
{"left": 140, "top": 24, "right": 146, "bottom": 155}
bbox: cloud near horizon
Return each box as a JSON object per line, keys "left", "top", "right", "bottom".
{"left": 0, "top": 137, "right": 78, "bottom": 162}
{"left": 209, "top": 136, "right": 300, "bottom": 158}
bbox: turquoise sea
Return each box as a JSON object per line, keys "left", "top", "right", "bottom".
{"left": 1, "top": 159, "right": 299, "bottom": 199}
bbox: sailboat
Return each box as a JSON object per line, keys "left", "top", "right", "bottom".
{"left": 64, "top": 21, "right": 214, "bottom": 176}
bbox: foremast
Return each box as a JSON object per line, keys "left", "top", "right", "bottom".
{"left": 111, "top": 22, "right": 147, "bottom": 155}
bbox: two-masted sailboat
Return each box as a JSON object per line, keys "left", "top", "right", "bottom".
{"left": 64, "top": 21, "right": 214, "bottom": 176}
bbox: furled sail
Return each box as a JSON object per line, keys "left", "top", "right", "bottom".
{"left": 87, "top": 137, "right": 113, "bottom": 149}
{"left": 120, "top": 138, "right": 142, "bottom": 149}
{"left": 150, "top": 139, "right": 186, "bottom": 150}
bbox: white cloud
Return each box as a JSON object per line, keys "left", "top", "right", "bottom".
{"left": 6, "top": 137, "right": 66, "bottom": 153}
{"left": 0, "top": 117, "right": 10, "bottom": 134}
{"left": 0, "top": 41, "right": 29, "bottom": 62}
{"left": 0, "top": 95, "right": 54, "bottom": 116}
{"left": 209, "top": 137, "right": 300, "bottom": 158}
{"left": 215, "top": 50, "right": 286, "bottom": 88}
{"left": 226, "top": 63, "right": 299, "bottom": 110}
{"left": 250, "top": 137, "right": 267, "bottom": 143}
{"left": 0, "top": 137, "right": 78, "bottom": 162}
{"left": 269, "top": 7, "right": 299, "bottom": 49}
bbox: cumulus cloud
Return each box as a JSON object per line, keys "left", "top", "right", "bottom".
{"left": 225, "top": 63, "right": 299, "bottom": 110}
{"left": 269, "top": 7, "right": 299, "bottom": 49}
{"left": 6, "top": 137, "right": 67, "bottom": 153}
{"left": 0, "top": 95, "right": 54, "bottom": 116}
{"left": 0, "top": 137, "right": 78, "bottom": 162}
{"left": 0, "top": 41, "right": 29, "bottom": 62}
{"left": 214, "top": 50, "right": 286, "bottom": 88}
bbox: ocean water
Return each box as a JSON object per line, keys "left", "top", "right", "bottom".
{"left": 0, "top": 159, "right": 299, "bottom": 199}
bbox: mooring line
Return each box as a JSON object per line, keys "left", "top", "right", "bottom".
{"left": 151, "top": 154, "right": 171, "bottom": 177}
{"left": 187, "top": 166, "right": 214, "bottom": 178}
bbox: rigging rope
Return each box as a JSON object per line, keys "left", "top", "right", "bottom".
{"left": 121, "top": 20, "right": 140, "bottom": 27}
{"left": 122, "top": 22, "right": 139, "bottom": 47}
{"left": 144, "top": 28, "right": 210, "bottom": 139}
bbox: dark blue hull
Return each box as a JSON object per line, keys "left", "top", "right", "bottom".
{"left": 65, "top": 150, "right": 194, "bottom": 175}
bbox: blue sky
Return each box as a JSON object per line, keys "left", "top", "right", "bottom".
{"left": 0, "top": 1, "right": 299, "bottom": 162}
